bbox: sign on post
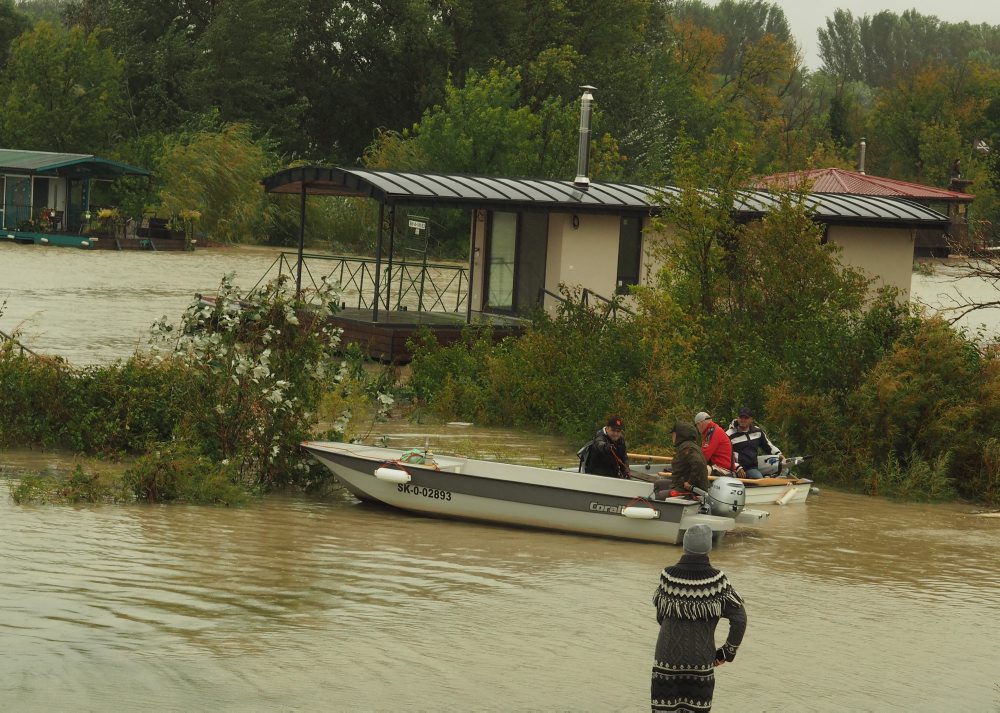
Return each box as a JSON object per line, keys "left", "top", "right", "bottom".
{"left": 407, "top": 216, "right": 428, "bottom": 236}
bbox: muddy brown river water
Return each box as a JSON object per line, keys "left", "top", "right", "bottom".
{"left": 2, "top": 244, "right": 1000, "bottom": 711}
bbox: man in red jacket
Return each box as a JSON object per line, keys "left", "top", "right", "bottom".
{"left": 694, "top": 411, "right": 734, "bottom": 475}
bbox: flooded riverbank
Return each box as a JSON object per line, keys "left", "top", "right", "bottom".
{"left": 4, "top": 246, "right": 1000, "bottom": 710}
{"left": 3, "top": 423, "right": 1000, "bottom": 711}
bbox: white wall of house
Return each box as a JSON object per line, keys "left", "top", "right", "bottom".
{"left": 468, "top": 208, "right": 919, "bottom": 315}
{"left": 827, "top": 225, "right": 914, "bottom": 299}
{"left": 545, "top": 212, "right": 622, "bottom": 299}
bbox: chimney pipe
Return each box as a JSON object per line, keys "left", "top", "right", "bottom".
{"left": 574, "top": 85, "right": 596, "bottom": 188}
{"left": 858, "top": 138, "right": 867, "bottom": 175}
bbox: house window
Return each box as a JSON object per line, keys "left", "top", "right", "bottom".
{"left": 616, "top": 216, "right": 642, "bottom": 294}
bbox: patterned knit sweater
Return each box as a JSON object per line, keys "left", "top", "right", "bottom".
{"left": 651, "top": 555, "right": 748, "bottom": 711}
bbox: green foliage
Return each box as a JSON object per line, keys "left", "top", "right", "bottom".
{"left": 365, "top": 64, "right": 626, "bottom": 182}
{"left": 406, "top": 323, "right": 500, "bottom": 423}
{"left": 0, "top": 21, "right": 123, "bottom": 152}
{"left": 973, "top": 437, "right": 1000, "bottom": 507}
{"left": 0, "top": 0, "right": 30, "bottom": 67}
{"left": 650, "top": 128, "right": 754, "bottom": 313}
{"left": 0, "top": 348, "right": 189, "bottom": 455}
{"left": 156, "top": 121, "right": 277, "bottom": 244}
{"left": 121, "top": 440, "right": 248, "bottom": 505}
{"left": 146, "top": 273, "right": 345, "bottom": 491}
{"left": 10, "top": 462, "right": 130, "bottom": 505}
{"left": 407, "top": 287, "right": 700, "bottom": 446}
{"left": 848, "top": 317, "right": 981, "bottom": 473}
{"left": 1, "top": 273, "right": 403, "bottom": 503}
{"left": 864, "top": 450, "right": 956, "bottom": 501}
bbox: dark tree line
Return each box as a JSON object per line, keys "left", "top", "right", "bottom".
{"left": 2, "top": 0, "right": 1000, "bottom": 247}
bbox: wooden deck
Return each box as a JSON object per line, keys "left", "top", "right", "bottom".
{"left": 332, "top": 307, "right": 526, "bottom": 363}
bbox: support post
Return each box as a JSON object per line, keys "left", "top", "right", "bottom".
{"left": 466, "top": 209, "right": 477, "bottom": 324}
{"left": 373, "top": 201, "right": 385, "bottom": 322}
{"left": 385, "top": 207, "right": 396, "bottom": 311}
{"left": 296, "top": 183, "right": 306, "bottom": 299}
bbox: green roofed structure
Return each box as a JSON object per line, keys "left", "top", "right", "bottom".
{"left": 1, "top": 148, "right": 151, "bottom": 245}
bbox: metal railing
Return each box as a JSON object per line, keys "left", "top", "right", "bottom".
{"left": 0, "top": 328, "right": 39, "bottom": 358}
{"left": 249, "top": 252, "right": 469, "bottom": 314}
{"left": 1, "top": 202, "right": 101, "bottom": 234}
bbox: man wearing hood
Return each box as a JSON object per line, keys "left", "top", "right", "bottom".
{"left": 653, "top": 421, "right": 710, "bottom": 499}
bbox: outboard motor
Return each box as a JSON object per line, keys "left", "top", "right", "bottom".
{"left": 694, "top": 477, "right": 746, "bottom": 517}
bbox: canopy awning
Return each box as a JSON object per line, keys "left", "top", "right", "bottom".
{"left": 0, "top": 149, "right": 151, "bottom": 178}
{"left": 262, "top": 165, "right": 950, "bottom": 227}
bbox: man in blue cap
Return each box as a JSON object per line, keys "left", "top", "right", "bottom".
{"left": 725, "top": 406, "right": 784, "bottom": 479}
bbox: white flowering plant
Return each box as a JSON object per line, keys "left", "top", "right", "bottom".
{"left": 148, "top": 272, "right": 347, "bottom": 491}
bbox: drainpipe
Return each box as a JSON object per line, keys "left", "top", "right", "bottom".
{"left": 574, "top": 86, "right": 596, "bottom": 188}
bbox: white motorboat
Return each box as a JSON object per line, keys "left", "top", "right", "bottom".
{"left": 627, "top": 455, "right": 815, "bottom": 506}
{"left": 302, "top": 441, "right": 768, "bottom": 545}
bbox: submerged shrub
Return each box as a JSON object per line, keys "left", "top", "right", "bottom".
{"left": 10, "top": 465, "right": 127, "bottom": 504}
{"left": 122, "top": 440, "right": 247, "bottom": 505}
{"left": 865, "top": 450, "right": 956, "bottom": 502}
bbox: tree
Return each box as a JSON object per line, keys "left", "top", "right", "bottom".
{"left": 365, "top": 64, "right": 625, "bottom": 181}
{"left": 156, "top": 121, "right": 277, "bottom": 244}
{"left": 0, "top": 0, "right": 30, "bottom": 68}
{"left": 291, "top": 0, "right": 454, "bottom": 163}
{"left": 185, "top": 0, "right": 305, "bottom": 153}
{"left": 0, "top": 21, "right": 122, "bottom": 152}
{"left": 649, "top": 128, "right": 753, "bottom": 314}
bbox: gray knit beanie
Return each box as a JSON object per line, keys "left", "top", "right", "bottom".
{"left": 683, "top": 524, "right": 713, "bottom": 555}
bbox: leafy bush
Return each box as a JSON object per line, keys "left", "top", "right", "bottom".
{"left": 2, "top": 273, "right": 403, "bottom": 503}
{"left": 122, "top": 440, "right": 247, "bottom": 505}
{"left": 407, "top": 287, "right": 702, "bottom": 447}
{"left": 847, "top": 317, "right": 981, "bottom": 483}
{"left": 11, "top": 465, "right": 127, "bottom": 505}
{"left": 864, "top": 450, "right": 956, "bottom": 502}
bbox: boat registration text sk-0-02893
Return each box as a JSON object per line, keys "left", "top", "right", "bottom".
{"left": 397, "top": 483, "right": 453, "bottom": 501}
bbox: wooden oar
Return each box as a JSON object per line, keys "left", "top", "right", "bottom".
{"left": 628, "top": 452, "right": 673, "bottom": 463}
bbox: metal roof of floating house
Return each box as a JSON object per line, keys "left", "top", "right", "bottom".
{"left": 0, "top": 148, "right": 150, "bottom": 177}
{"left": 263, "top": 166, "right": 949, "bottom": 227}
{"left": 755, "top": 167, "right": 974, "bottom": 203}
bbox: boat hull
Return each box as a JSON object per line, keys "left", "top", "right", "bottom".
{"left": 303, "top": 442, "right": 745, "bottom": 544}
{"left": 741, "top": 479, "right": 813, "bottom": 505}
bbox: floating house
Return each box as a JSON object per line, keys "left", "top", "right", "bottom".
{"left": 261, "top": 168, "right": 947, "bottom": 361}
{"left": 755, "top": 166, "right": 974, "bottom": 258}
{"left": 0, "top": 148, "right": 181, "bottom": 250}
{"left": 257, "top": 89, "right": 949, "bottom": 361}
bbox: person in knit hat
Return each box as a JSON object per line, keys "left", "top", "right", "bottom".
{"left": 651, "top": 524, "right": 747, "bottom": 711}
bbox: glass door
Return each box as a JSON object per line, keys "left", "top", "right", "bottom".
{"left": 485, "top": 211, "right": 517, "bottom": 312}
{"left": 3, "top": 176, "right": 31, "bottom": 230}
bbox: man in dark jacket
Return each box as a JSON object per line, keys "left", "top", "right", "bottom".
{"left": 726, "top": 407, "right": 784, "bottom": 479}
{"left": 583, "top": 416, "right": 630, "bottom": 478}
{"left": 653, "top": 421, "right": 709, "bottom": 498}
